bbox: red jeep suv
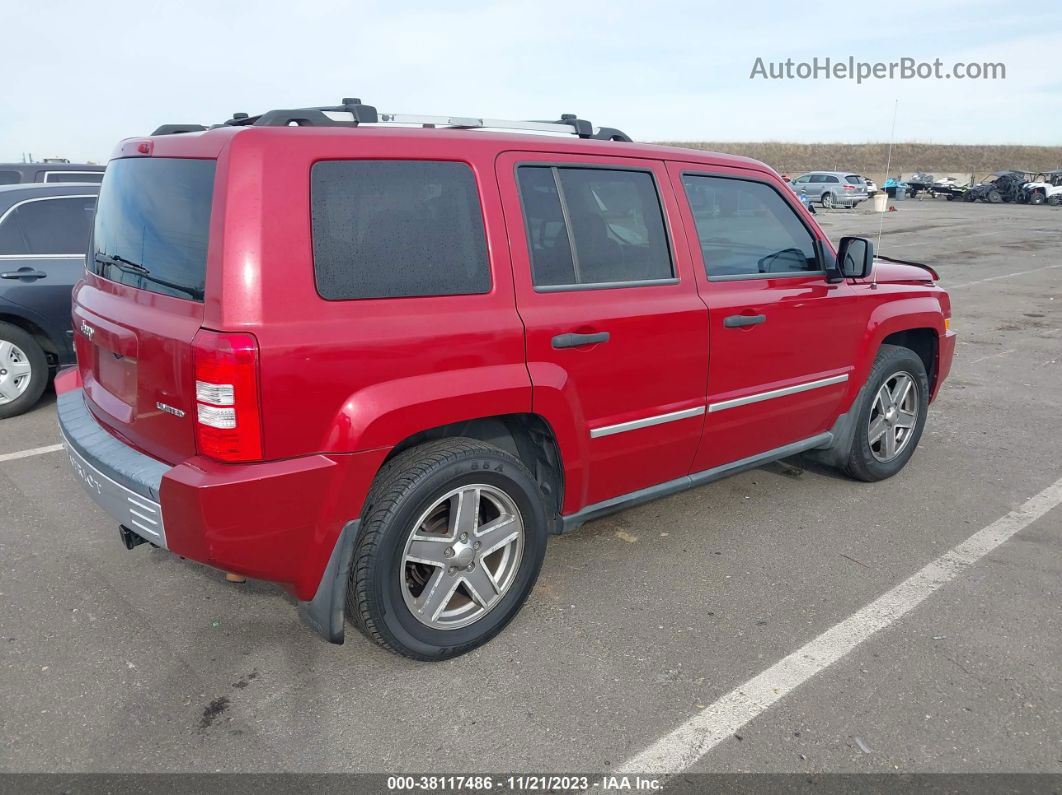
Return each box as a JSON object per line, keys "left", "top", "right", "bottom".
{"left": 57, "top": 99, "right": 954, "bottom": 660}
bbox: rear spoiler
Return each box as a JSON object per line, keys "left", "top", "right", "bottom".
{"left": 875, "top": 254, "right": 940, "bottom": 281}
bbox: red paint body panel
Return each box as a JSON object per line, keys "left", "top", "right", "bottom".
{"left": 160, "top": 448, "right": 387, "bottom": 599}
{"left": 66, "top": 125, "right": 955, "bottom": 604}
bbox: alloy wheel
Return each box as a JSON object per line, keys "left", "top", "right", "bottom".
{"left": 868, "top": 371, "right": 918, "bottom": 462}
{"left": 400, "top": 484, "right": 524, "bottom": 630}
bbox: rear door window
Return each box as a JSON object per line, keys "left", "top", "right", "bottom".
{"left": 91, "top": 158, "right": 216, "bottom": 301}
{"left": 516, "top": 165, "right": 673, "bottom": 288}
{"left": 680, "top": 174, "right": 819, "bottom": 278}
{"left": 311, "top": 160, "right": 490, "bottom": 300}
{"left": 0, "top": 196, "right": 97, "bottom": 255}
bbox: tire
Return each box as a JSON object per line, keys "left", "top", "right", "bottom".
{"left": 0, "top": 322, "right": 48, "bottom": 420}
{"left": 821, "top": 192, "right": 835, "bottom": 209}
{"left": 1049, "top": 194, "right": 1062, "bottom": 207}
{"left": 987, "top": 189, "right": 1002, "bottom": 204}
{"left": 347, "top": 438, "right": 548, "bottom": 660}
{"left": 842, "top": 344, "right": 929, "bottom": 483}
{"left": 946, "top": 194, "right": 955, "bottom": 201}
{"left": 1029, "top": 191, "right": 1045, "bottom": 205}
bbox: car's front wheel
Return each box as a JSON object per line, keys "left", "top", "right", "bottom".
{"left": 0, "top": 322, "right": 48, "bottom": 420}
{"left": 842, "top": 344, "right": 929, "bottom": 482}
{"left": 347, "top": 438, "right": 548, "bottom": 660}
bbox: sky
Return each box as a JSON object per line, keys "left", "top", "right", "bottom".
{"left": 3, "top": 0, "right": 1059, "bottom": 163}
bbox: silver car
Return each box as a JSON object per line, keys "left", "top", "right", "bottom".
{"left": 790, "top": 171, "right": 868, "bottom": 208}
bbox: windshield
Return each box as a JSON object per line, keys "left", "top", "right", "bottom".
{"left": 91, "top": 157, "right": 216, "bottom": 301}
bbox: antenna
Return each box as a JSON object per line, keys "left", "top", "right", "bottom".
{"left": 874, "top": 99, "right": 899, "bottom": 289}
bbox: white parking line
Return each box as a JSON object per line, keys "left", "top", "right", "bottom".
{"left": 619, "top": 475, "right": 1062, "bottom": 775}
{"left": 0, "top": 443, "right": 64, "bottom": 463}
{"left": 948, "top": 263, "right": 1062, "bottom": 289}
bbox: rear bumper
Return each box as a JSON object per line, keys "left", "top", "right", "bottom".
{"left": 58, "top": 389, "right": 170, "bottom": 546}
{"left": 56, "top": 378, "right": 387, "bottom": 642}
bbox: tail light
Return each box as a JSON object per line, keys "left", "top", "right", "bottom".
{"left": 192, "top": 330, "right": 263, "bottom": 462}
{"left": 843, "top": 184, "right": 855, "bottom": 191}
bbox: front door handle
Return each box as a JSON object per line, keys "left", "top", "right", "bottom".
{"left": 552, "top": 331, "right": 610, "bottom": 349}
{"left": 1, "top": 269, "right": 48, "bottom": 280}
{"left": 723, "top": 314, "right": 766, "bottom": 328}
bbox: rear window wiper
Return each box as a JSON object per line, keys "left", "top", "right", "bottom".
{"left": 94, "top": 252, "right": 150, "bottom": 274}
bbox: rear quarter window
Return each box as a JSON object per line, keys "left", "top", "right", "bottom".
{"left": 311, "top": 160, "right": 490, "bottom": 300}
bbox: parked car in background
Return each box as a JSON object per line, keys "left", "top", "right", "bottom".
{"left": 0, "top": 162, "right": 105, "bottom": 185}
{"left": 861, "top": 177, "right": 879, "bottom": 196}
{"left": 790, "top": 171, "right": 868, "bottom": 208}
{"left": 0, "top": 183, "right": 99, "bottom": 417}
{"left": 786, "top": 179, "right": 816, "bottom": 214}
{"left": 56, "top": 99, "right": 953, "bottom": 660}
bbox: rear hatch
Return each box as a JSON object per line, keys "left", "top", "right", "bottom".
{"left": 74, "top": 156, "right": 216, "bottom": 464}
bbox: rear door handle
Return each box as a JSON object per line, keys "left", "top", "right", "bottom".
{"left": 723, "top": 314, "right": 766, "bottom": 328}
{"left": 1, "top": 269, "right": 47, "bottom": 280}
{"left": 552, "top": 331, "right": 610, "bottom": 349}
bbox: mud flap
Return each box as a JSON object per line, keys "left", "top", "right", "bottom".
{"left": 296, "top": 519, "right": 361, "bottom": 644}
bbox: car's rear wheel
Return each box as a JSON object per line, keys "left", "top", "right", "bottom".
{"left": 0, "top": 322, "right": 48, "bottom": 420}
{"left": 987, "top": 189, "right": 1002, "bottom": 203}
{"left": 821, "top": 192, "right": 835, "bottom": 208}
{"left": 1029, "top": 191, "right": 1046, "bottom": 205}
{"left": 1049, "top": 194, "right": 1062, "bottom": 207}
{"left": 347, "top": 438, "right": 548, "bottom": 660}
{"left": 842, "top": 345, "right": 929, "bottom": 482}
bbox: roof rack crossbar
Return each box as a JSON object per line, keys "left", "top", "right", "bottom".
{"left": 152, "top": 98, "right": 631, "bottom": 141}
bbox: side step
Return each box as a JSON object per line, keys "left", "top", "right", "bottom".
{"left": 560, "top": 431, "right": 836, "bottom": 533}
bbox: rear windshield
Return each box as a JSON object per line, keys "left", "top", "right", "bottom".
{"left": 91, "top": 158, "right": 216, "bottom": 301}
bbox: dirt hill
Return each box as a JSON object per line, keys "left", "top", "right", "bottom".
{"left": 655, "top": 142, "right": 1062, "bottom": 185}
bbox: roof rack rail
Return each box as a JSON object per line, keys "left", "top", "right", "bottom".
{"left": 151, "top": 98, "right": 632, "bottom": 142}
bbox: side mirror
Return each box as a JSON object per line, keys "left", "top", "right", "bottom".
{"left": 837, "top": 236, "right": 875, "bottom": 279}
